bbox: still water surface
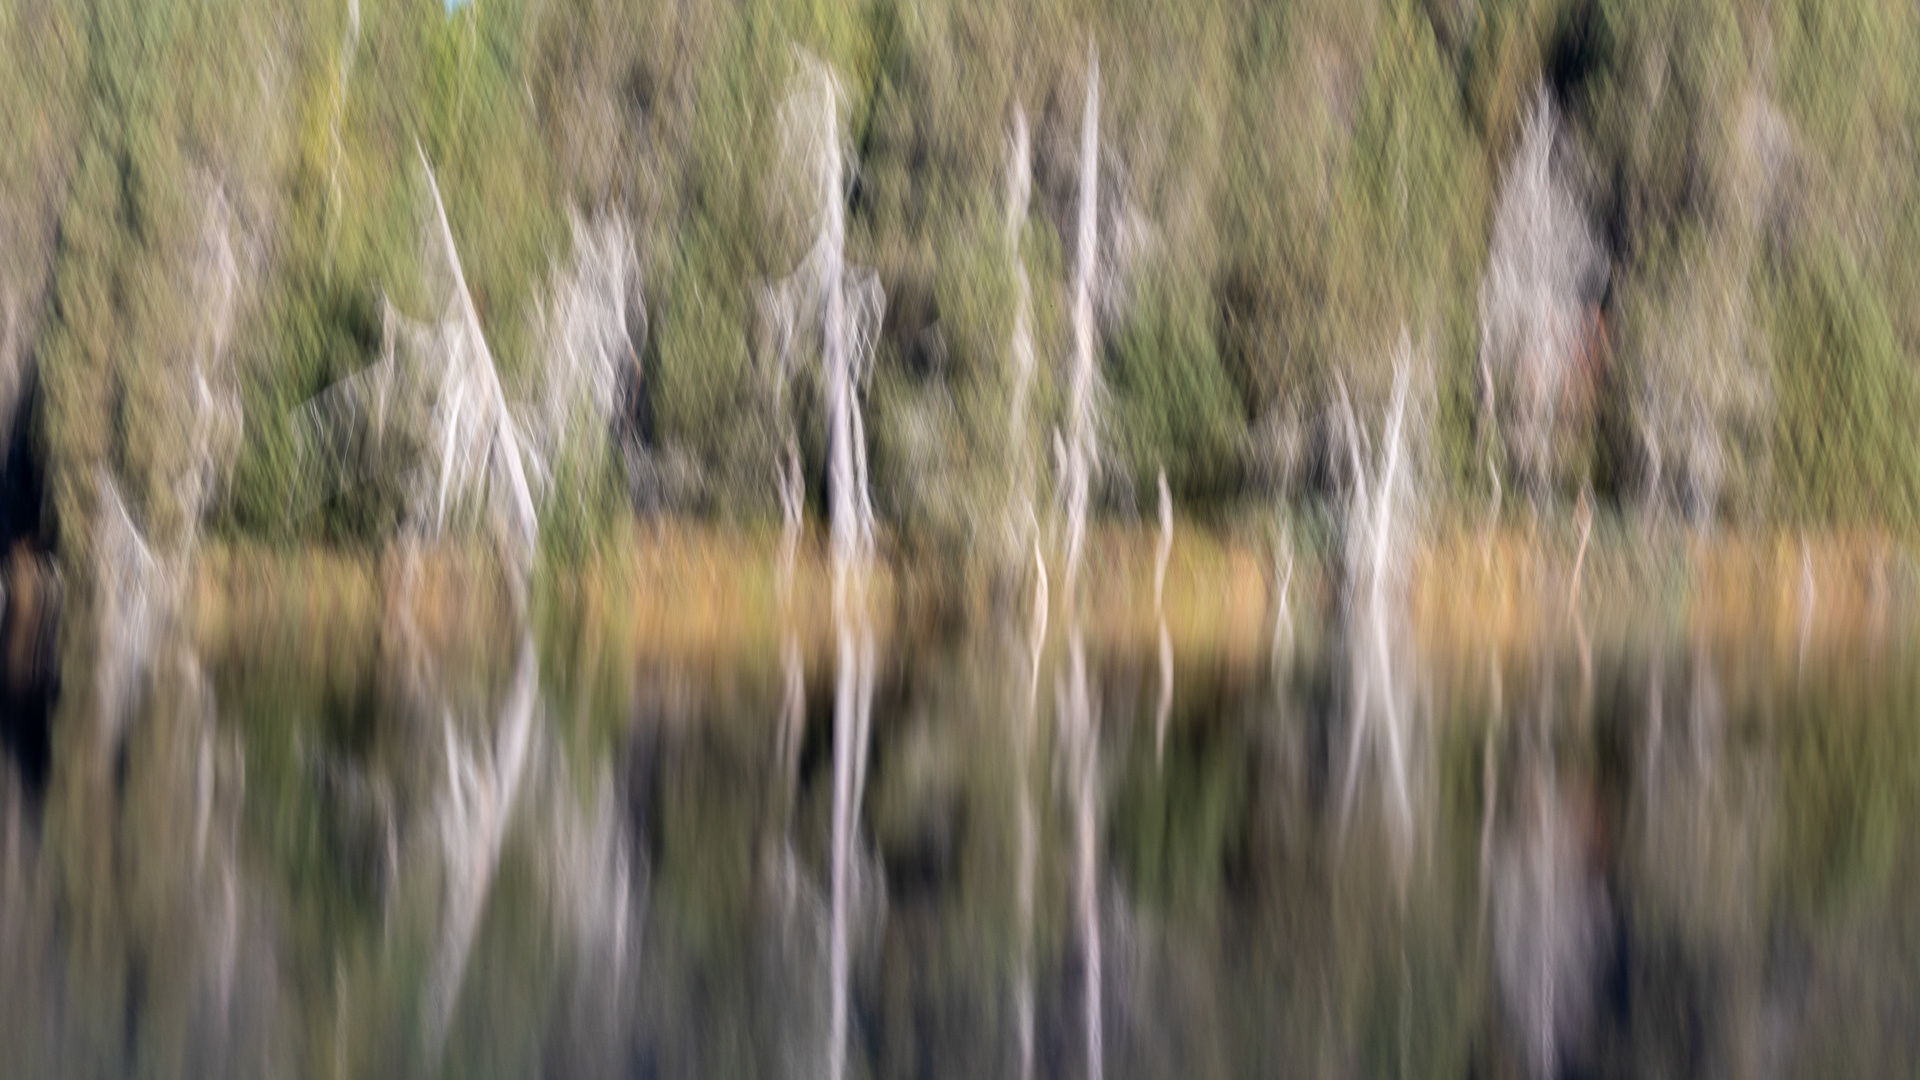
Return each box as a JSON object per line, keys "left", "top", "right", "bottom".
{"left": 2, "top": 613, "right": 1918, "bottom": 1079}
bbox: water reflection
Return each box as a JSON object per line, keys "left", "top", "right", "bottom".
{"left": 1487, "top": 718, "right": 1610, "bottom": 1078}
{"left": 422, "top": 633, "right": 537, "bottom": 1059}
{"left": 3, "top": 601, "right": 1920, "bottom": 1078}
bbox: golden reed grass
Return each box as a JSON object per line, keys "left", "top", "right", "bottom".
{"left": 189, "top": 521, "right": 1918, "bottom": 681}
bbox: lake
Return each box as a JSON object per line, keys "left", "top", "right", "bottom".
{"left": 2, "top": 570, "right": 1918, "bottom": 1079}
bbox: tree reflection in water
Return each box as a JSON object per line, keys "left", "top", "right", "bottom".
{"left": 1, "top": 605, "right": 1918, "bottom": 1078}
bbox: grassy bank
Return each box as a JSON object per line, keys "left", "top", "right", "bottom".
{"left": 188, "top": 520, "right": 1920, "bottom": 688}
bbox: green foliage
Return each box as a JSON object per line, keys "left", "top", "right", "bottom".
{"left": 1770, "top": 246, "right": 1920, "bottom": 529}
{"left": 1105, "top": 275, "right": 1244, "bottom": 501}
{"left": 651, "top": 229, "right": 765, "bottom": 514}
{"left": 13, "top": 0, "right": 1920, "bottom": 568}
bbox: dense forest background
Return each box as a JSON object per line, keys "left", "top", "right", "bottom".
{"left": 2, "top": 0, "right": 1918, "bottom": 575}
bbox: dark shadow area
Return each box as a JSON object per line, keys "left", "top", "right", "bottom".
{"left": 1546, "top": 1, "right": 1615, "bottom": 114}
{"left": 0, "top": 369, "right": 58, "bottom": 797}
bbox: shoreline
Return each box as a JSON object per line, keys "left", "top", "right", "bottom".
{"left": 184, "top": 520, "right": 1920, "bottom": 680}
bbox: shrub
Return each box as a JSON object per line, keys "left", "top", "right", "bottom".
{"left": 1770, "top": 246, "right": 1920, "bottom": 529}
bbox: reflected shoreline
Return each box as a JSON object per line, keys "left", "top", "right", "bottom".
{"left": 3, "top": 521, "right": 1919, "bottom": 1079}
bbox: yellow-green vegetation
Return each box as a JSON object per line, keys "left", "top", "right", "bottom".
{"left": 1412, "top": 520, "right": 1920, "bottom": 663}
{"left": 4, "top": 0, "right": 1920, "bottom": 582}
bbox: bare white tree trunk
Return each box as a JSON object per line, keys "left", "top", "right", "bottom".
{"left": 764, "top": 54, "right": 883, "bottom": 606}
{"left": 1005, "top": 106, "right": 1038, "bottom": 565}
{"left": 1333, "top": 337, "right": 1424, "bottom": 854}
{"left": 1479, "top": 89, "right": 1603, "bottom": 502}
{"left": 417, "top": 148, "right": 539, "bottom": 568}
{"left": 1051, "top": 49, "right": 1106, "bottom": 1080}
{"left": 528, "top": 211, "right": 642, "bottom": 504}
{"left": 1064, "top": 46, "right": 1101, "bottom": 600}
{"left": 1014, "top": 539, "right": 1046, "bottom": 1080}
{"left": 762, "top": 57, "right": 885, "bottom": 1080}
{"left": 1154, "top": 469, "right": 1173, "bottom": 764}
